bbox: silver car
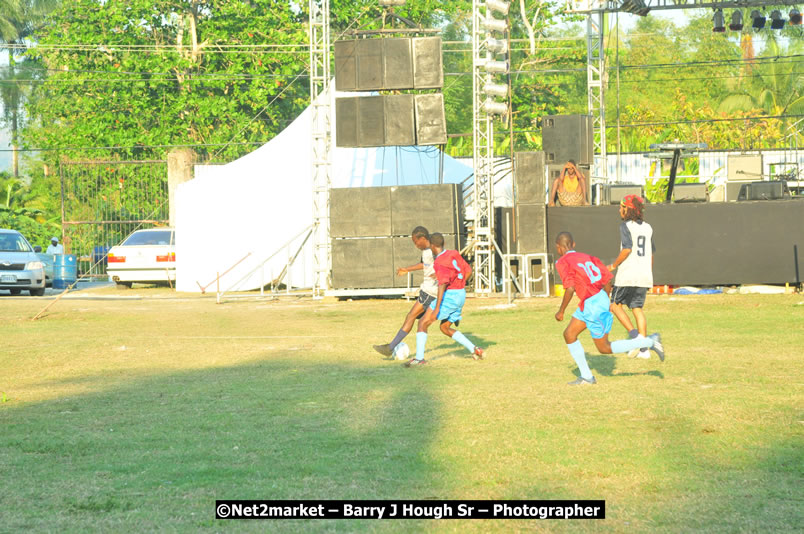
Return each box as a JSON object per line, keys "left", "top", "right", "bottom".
{"left": 0, "top": 229, "right": 46, "bottom": 296}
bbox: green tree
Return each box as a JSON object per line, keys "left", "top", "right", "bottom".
{"left": 718, "top": 34, "right": 804, "bottom": 120}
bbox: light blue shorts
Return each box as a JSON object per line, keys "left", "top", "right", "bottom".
{"left": 429, "top": 289, "right": 466, "bottom": 323}
{"left": 572, "top": 290, "right": 613, "bottom": 339}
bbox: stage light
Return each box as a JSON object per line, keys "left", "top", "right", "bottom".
{"left": 482, "top": 98, "right": 508, "bottom": 116}
{"left": 486, "top": 37, "right": 508, "bottom": 54}
{"left": 378, "top": 0, "right": 405, "bottom": 6}
{"left": 483, "top": 15, "right": 508, "bottom": 33}
{"left": 712, "top": 9, "right": 725, "bottom": 32}
{"left": 790, "top": 8, "right": 802, "bottom": 25}
{"left": 483, "top": 82, "right": 509, "bottom": 98}
{"left": 485, "top": 59, "right": 509, "bottom": 73}
{"left": 750, "top": 10, "right": 766, "bottom": 29}
{"left": 621, "top": 0, "right": 649, "bottom": 16}
{"left": 486, "top": 0, "right": 511, "bottom": 16}
{"left": 729, "top": 10, "right": 743, "bottom": 31}
{"left": 770, "top": 10, "right": 786, "bottom": 29}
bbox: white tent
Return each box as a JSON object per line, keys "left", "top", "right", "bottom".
{"left": 175, "top": 89, "right": 473, "bottom": 293}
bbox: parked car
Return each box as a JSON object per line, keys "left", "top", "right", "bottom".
{"left": 33, "top": 247, "right": 55, "bottom": 287}
{"left": 106, "top": 228, "right": 175, "bottom": 288}
{"left": 0, "top": 229, "right": 46, "bottom": 296}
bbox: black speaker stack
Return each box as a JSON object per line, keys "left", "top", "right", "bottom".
{"left": 334, "top": 36, "right": 447, "bottom": 147}
{"left": 330, "top": 184, "right": 465, "bottom": 289}
{"left": 513, "top": 152, "right": 547, "bottom": 254}
{"left": 541, "top": 114, "right": 594, "bottom": 167}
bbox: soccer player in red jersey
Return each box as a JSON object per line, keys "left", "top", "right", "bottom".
{"left": 404, "top": 232, "right": 486, "bottom": 367}
{"left": 554, "top": 231, "right": 664, "bottom": 385}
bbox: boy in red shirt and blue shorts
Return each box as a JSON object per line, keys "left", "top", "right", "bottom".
{"left": 554, "top": 231, "right": 664, "bottom": 384}
{"left": 404, "top": 233, "right": 486, "bottom": 367}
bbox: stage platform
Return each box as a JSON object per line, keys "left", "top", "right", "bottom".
{"left": 546, "top": 199, "right": 804, "bottom": 286}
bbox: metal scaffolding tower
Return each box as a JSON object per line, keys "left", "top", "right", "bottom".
{"left": 472, "top": 0, "right": 510, "bottom": 294}
{"left": 587, "top": 12, "right": 607, "bottom": 181}
{"left": 309, "top": 0, "right": 332, "bottom": 298}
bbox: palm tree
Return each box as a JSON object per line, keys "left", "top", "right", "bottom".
{"left": 0, "top": 0, "right": 23, "bottom": 42}
{"left": 718, "top": 35, "right": 804, "bottom": 117}
{"left": 0, "top": 0, "right": 60, "bottom": 177}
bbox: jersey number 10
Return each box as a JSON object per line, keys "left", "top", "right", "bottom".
{"left": 577, "top": 261, "right": 602, "bottom": 283}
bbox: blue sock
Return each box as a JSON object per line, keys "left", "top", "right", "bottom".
{"left": 389, "top": 329, "right": 408, "bottom": 350}
{"left": 611, "top": 336, "right": 654, "bottom": 354}
{"left": 451, "top": 331, "right": 475, "bottom": 353}
{"left": 628, "top": 329, "right": 639, "bottom": 339}
{"left": 415, "top": 332, "right": 427, "bottom": 360}
{"left": 567, "top": 340, "right": 593, "bottom": 380}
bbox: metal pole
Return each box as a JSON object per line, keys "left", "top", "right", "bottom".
{"left": 506, "top": 212, "right": 512, "bottom": 304}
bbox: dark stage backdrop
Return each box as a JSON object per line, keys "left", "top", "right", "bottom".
{"left": 546, "top": 201, "right": 804, "bottom": 285}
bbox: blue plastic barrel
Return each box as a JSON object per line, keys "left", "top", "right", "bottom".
{"left": 53, "top": 255, "right": 78, "bottom": 289}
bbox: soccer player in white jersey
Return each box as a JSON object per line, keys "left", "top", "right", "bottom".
{"left": 373, "top": 226, "right": 439, "bottom": 358}
{"left": 607, "top": 194, "right": 664, "bottom": 361}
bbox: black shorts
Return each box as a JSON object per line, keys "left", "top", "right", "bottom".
{"left": 611, "top": 286, "right": 647, "bottom": 309}
{"left": 416, "top": 290, "right": 437, "bottom": 318}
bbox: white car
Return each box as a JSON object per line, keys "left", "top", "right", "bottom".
{"left": 0, "top": 229, "right": 46, "bottom": 296}
{"left": 107, "top": 228, "right": 175, "bottom": 288}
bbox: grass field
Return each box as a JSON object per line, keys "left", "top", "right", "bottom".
{"left": 1, "top": 289, "right": 802, "bottom": 532}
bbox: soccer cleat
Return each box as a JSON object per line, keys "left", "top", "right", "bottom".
{"left": 472, "top": 347, "right": 485, "bottom": 360}
{"left": 568, "top": 376, "right": 597, "bottom": 385}
{"left": 648, "top": 333, "right": 665, "bottom": 362}
{"left": 404, "top": 358, "right": 427, "bottom": 367}
{"left": 373, "top": 344, "right": 393, "bottom": 357}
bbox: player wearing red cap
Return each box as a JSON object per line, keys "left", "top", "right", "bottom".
{"left": 606, "top": 194, "right": 661, "bottom": 360}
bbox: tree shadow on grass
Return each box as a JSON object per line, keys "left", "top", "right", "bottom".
{"left": 0, "top": 358, "right": 443, "bottom": 532}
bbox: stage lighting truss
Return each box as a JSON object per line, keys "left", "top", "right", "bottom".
{"left": 729, "top": 10, "right": 743, "bottom": 30}
{"left": 486, "top": 37, "right": 508, "bottom": 54}
{"left": 750, "top": 9, "right": 766, "bottom": 29}
{"left": 770, "top": 9, "right": 786, "bottom": 29}
{"left": 620, "top": 0, "right": 650, "bottom": 16}
{"left": 483, "top": 14, "right": 508, "bottom": 32}
{"left": 712, "top": 8, "right": 726, "bottom": 32}
{"left": 482, "top": 98, "right": 508, "bottom": 116}
{"left": 790, "top": 7, "right": 802, "bottom": 24}
{"left": 487, "top": 0, "right": 511, "bottom": 16}
{"left": 483, "top": 82, "right": 509, "bottom": 98}
{"left": 485, "top": 59, "right": 509, "bottom": 73}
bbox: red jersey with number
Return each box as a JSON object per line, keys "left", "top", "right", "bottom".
{"left": 433, "top": 250, "right": 472, "bottom": 290}
{"left": 556, "top": 251, "right": 612, "bottom": 310}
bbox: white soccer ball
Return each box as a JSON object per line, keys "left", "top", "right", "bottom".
{"left": 392, "top": 342, "right": 411, "bottom": 360}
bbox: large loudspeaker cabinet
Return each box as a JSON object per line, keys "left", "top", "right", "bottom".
{"left": 335, "top": 95, "right": 444, "bottom": 147}
{"left": 672, "top": 182, "right": 708, "bottom": 203}
{"left": 541, "top": 114, "right": 594, "bottom": 167}
{"left": 516, "top": 204, "right": 547, "bottom": 254}
{"left": 515, "top": 152, "right": 545, "bottom": 205}
{"left": 330, "top": 187, "right": 392, "bottom": 238}
{"left": 384, "top": 94, "right": 416, "bottom": 146}
{"left": 334, "top": 37, "right": 443, "bottom": 92}
{"left": 391, "top": 184, "right": 463, "bottom": 236}
{"left": 608, "top": 184, "right": 644, "bottom": 205}
{"left": 331, "top": 238, "right": 394, "bottom": 289}
{"left": 331, "top": 185, "right": 466, "bottom": 289}
{"left": 414, "top": 94, "right": 447, "bottom": 145}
